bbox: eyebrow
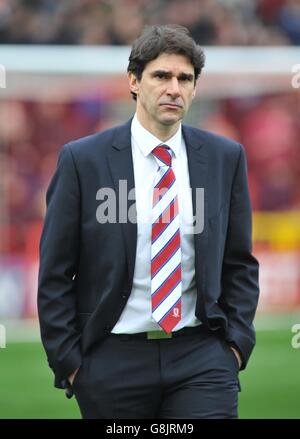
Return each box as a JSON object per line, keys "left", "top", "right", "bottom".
{"left": 151, "top": 70, "right": 194, "bottom": 81}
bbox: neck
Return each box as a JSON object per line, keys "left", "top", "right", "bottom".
{"left": 135, "top": 112, "right": 180, "bottom": 142}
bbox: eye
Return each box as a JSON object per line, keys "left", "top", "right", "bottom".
{"left": 179, "top": 76, "right": 192, "bottom": 82}
{"left": 155, "top": 72, "right": 166, "bottom": 79}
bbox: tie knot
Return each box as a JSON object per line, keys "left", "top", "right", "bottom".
{"left": 152, "top": 145, "right": 172, "bottom": 167}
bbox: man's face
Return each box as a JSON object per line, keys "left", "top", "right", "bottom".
{"left": 128, "top": 53, "right": 196, "bottom": 133}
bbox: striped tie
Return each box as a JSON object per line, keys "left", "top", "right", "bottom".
{"left": 151, "top": 144, "right": 182, "bottom": 333}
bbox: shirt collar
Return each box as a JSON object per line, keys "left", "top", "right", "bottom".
{"left": 131, "top": 113, "right": 182, "bottom": 158}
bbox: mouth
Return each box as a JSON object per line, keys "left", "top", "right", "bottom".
{"left": 160, "top": 103, "right": 182, "bottom": 109}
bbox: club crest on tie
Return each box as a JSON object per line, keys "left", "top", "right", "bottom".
{"left": 172, "top": 307, "right": 180, "bottom": 318}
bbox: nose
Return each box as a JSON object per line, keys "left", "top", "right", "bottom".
{"left": 166, "top": 77, "right": 180, "bottom": 98}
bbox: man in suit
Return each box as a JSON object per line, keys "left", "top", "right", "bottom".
{"left": 38, "top": 24, "right": 259, "bottom": 418}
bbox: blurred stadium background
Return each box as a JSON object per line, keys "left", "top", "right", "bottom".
{"left": 0, "top": 0, "right": 300, "bottom": 419}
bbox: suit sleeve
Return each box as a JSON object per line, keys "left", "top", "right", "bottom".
{"left": 220, "top": 144, "right": 259, "bottom": 369}
{"left": 37, "top": 144, "right": 82, "bottom": 388}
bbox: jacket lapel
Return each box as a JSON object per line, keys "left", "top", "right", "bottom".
{"left": 106, "top": 120, "right": 137, "bottom": 289}
{"left": 182, "top": 126, "right": 208, "bottom": 317}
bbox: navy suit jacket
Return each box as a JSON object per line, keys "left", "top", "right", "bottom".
{"left": 37, "top": 119, "right": 259, "bottom": 389}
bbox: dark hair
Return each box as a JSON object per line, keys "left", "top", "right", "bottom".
{"left": 127, "top": 24, "right": 205, "bottom": 100}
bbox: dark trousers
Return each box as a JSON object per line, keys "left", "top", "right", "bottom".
{"left": 72, "top": 327, "right": 240, "bottom": 419}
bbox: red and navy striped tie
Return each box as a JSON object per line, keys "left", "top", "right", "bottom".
{"left": 151, "top": 145, "right": 182, "bottom": 333}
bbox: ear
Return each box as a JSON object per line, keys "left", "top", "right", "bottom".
{"left": 127, "top": 71, "right": 139, "bottom": 96}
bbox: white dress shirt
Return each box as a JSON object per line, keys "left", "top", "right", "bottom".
{"left": 112, "top": 114, "right": 201, "bottom": 333}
